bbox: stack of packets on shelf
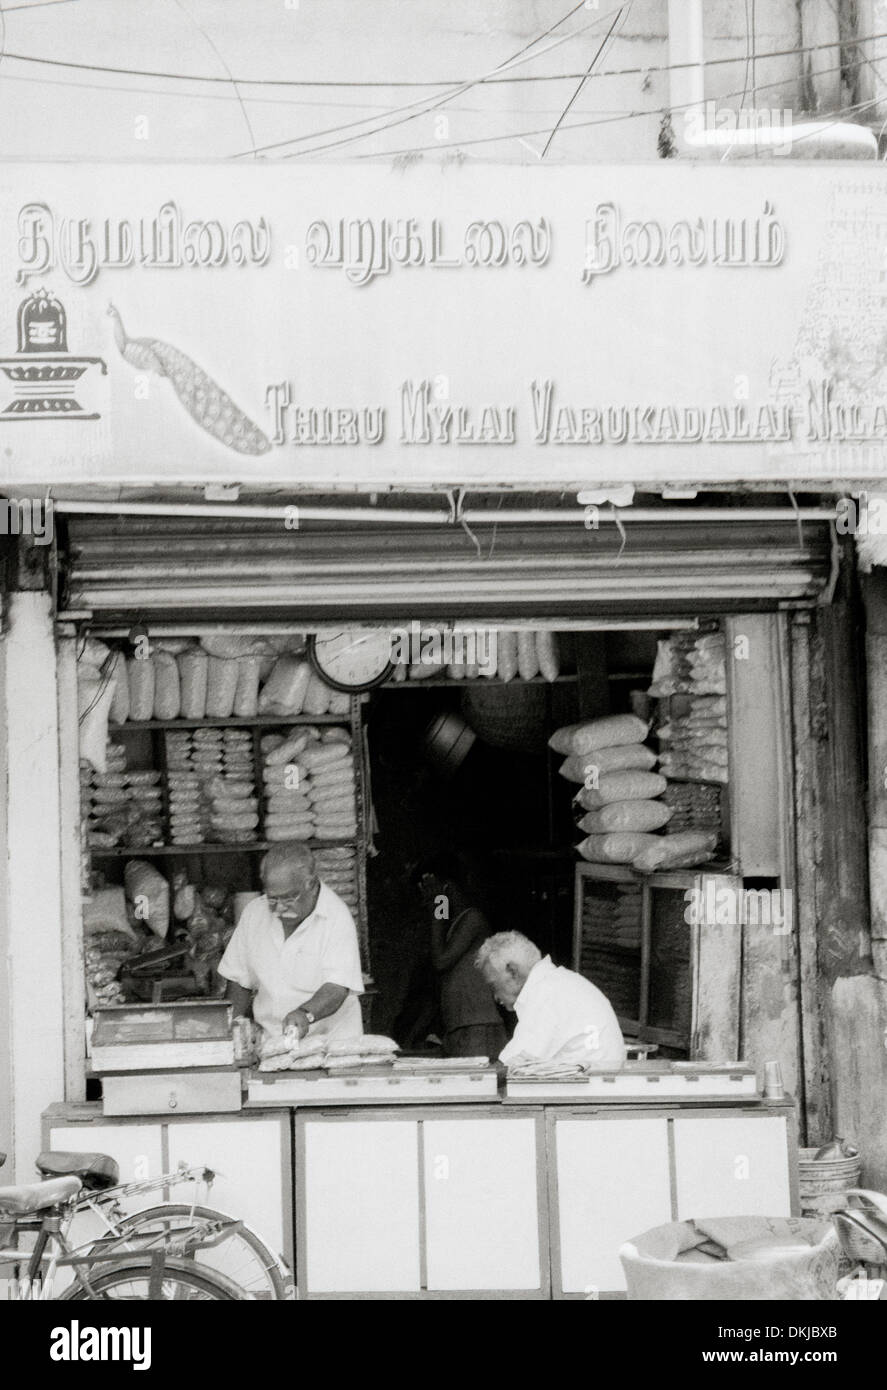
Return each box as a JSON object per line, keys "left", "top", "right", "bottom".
{"left": 82, "top": 741, "right": 163, "bottom": 849}
{"left": 166, "top": 728, "right": 258, "bottom": 844}
{"left": 258, "top": 1030, "right": 398, "bottom": 1072}
{"left": 111, "top": 640, "right": 351, "bottom": 723}
{"left": 648, "top": 631, "right": 729, "bottom": 785}
{"left": 314, "top": 846, "right": 359, "bottom": 915}
{"left": 551, "top": 713, "right": 717, "bottom": 872}
{"left": 393, "top": 629, "right": 560, "bottom": 682}
{"left": 261, "top": 725, "right": 357, "bottom": 844}
{"left": 578, "top": 883, "right": 642, "bottom": 1016}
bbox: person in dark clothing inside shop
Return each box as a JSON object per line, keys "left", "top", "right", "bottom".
{"left": 414, "top": 855, "right": 508, "bottom": 1059}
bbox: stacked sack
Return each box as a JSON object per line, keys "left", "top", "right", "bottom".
{"left": 82, "top": 886, "right": 141, "bottom": 1007}
{"left": 110, "top": 637, "right": 351, "bottom": 724}
{"left": 315, "top": 846, "right": 359, "bottom": 915}
{"left": 261, "top": 725, "right": 357, "bottom": 844}
{"left": 580, "top": 882, "right": 642, "bottom": 956}
{"left": 258, "top": 1030, "right": 397, "bottom": 1073}
{"left": 550, "top": 714, "right": 669, "bottom": 868}
{"left": 303, "top": 732, "right": 358, "bottom": 841}
{"left": 165, "top": 728, "right": 259, "bottom": 845}
{"left": 648, "top": 631, "right": 729, "bottom": 785}
{"left": 551, "top": 713, "right": 718, "bottom": 873}
{"left": 578, "top": 883, "right": 642, "bottom": 1016}
{"left": 82, "top": 742, "right": 164, "bottom": 849}
{"left": 393, "top": 629, "right": 561, "bottom": 683}
{"left": 261, "top": 725, "right": 316, "bottom": 841}
{"left": 661, "top": 781, "right": 723, "bottom": 838}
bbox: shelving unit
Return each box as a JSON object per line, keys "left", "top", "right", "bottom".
{"left": 572, "top": 862, "right": 740, "bottom": 1057}
{"left": 90, "top": 696, "right": 370, "bottom": 969}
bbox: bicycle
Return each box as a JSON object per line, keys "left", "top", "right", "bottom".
{"left": 0, "top": 1149, "right": 292, "bottom": 1300}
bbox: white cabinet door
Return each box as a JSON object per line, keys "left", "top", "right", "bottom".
{"left": 422, "top": 1117, "right": 542, "bottom": 1292}
{"left": 553, "top": 1117, "right": 673, "bottom": 1294}
{"left": 47, "top": 1122, "right": 164, "bottom": 1294}
{"left": 47, "top": 1123, "right": 163, "bottom": 1206}
{"left": 166, "top": 1117, "right": 289, "bottom": 1263}
{"left": 673, "top": 1116, "right": 791, "bottom": 1219}
{"left": 301, "top": 1118, "right": 421, "bottom": 1294}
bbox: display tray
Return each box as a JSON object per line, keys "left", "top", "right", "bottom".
{"left": 503, "top": 1061, "right": 759, "bottom": 1103}
{"left": 247, "top": 1064, "right": 499, "bottom": 1106}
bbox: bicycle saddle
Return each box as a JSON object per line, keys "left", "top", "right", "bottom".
{"left": 36, "top": 1150, "right": 120, "bottom": 1190}
{"left": 0, "top": 1176, "right": 82, "bottom": 1214}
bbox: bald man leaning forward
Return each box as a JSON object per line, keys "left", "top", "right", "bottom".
{"left": 219, "top": 842, "right": 364, "bottom": 1042}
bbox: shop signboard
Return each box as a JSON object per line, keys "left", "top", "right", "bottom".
{"left": 0, "top": 161, "right": 884, "bottom": 490}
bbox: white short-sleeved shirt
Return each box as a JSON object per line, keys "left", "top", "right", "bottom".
{"left": 499, "top": 955, "right": 625, "bottom": 1068}
{"left": 218, "top": 883, "right": 364, "bottom": 1040}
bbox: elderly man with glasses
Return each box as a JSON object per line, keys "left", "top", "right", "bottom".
{"left": 219, "top": 842, "right": 364, "bottom": 1042}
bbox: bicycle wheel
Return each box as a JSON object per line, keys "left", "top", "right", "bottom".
{"left": 114, "top": 1204, "right": 291, "bottom": 1300}
{"left": 61, "top": 1256, "right": 247, "bottom": 1301}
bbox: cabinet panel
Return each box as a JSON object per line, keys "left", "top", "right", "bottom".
{"left": 167, "top": 1116, "right": 289, "bottom": 1263}
{"left": 673, "top": 1116, "right": 791, "bottom": 1219}
{"left": 301, "top": 1118, "right": 421, "bottom": 1293}
{"left": 48, "top": 1123, "right": 163, "bottom": 1200}
{"left": 552, "top": 1117, "right": 672, "bottom": 1294}
{"left": 423, "top": 1118, "right": 541, "bottom": 1292}
{"left": 47, "top": 1123, "right": 164, "bottom": 1294}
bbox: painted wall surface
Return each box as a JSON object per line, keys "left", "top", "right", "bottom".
{"left": 2, "top": 162, "right": 887, "bottom": 491}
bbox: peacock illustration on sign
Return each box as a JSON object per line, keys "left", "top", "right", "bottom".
{"left": 107, "top": 303, "right": 271, "bottom": 455}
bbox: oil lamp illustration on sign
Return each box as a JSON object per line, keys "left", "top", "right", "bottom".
{"left": 0, "top": 288, "right": 107, "bottom": 420}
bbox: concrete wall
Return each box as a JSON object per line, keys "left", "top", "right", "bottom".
{"left": 1, "top": 594, "right": 66, "bottom": 1180}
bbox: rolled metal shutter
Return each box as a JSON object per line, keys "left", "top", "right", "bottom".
{"left": 61, "top": 516, "right": 834, "bottom": 623}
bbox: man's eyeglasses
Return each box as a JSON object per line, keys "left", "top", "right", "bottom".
{"left": 266, "top": 879, "right": 319, "bottom": 910}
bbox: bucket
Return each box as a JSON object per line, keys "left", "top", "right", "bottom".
{"left": 798, "top": 1146, "right": 863, "bottom": 1217}
{"left": 423, "top": 712, "right": 476, "bottom": 778}
{"left": 619, "top": 1215, "right": 840, "bottom": 1301}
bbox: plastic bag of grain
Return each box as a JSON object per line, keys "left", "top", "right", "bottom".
{"left": 127, "top": 655, "right": 155, "bottom": 722}
{"left": 536, "top": 631, "right": 560, "bottom": 682}
{"left": 124, "top": 859, "right": 170, "bottom": 938}
{"left": 78, "top": 666, "right": 118, "bottom": 773}
{"left": 301, "top": 744, "right": 350, "bottom": 772}
{"left": 577, "top": 801, "right": 673, "bottom": 834}
{"left": 517, "top": 631, "right": 539, "bottom": 681}
{"left": 211, "top": 810, "right": 259, "bottom": 832}
{"left": 302, "top": 670, "right": 332, "bottom": 716}
{"left": 108, "top": 650, "right": 130, "bottom": 724}
{"left": 153, "top": 650, "right": 181, "bottom": 720}
{"left": 631, "top": 831, "right": 718, "bottom": 874}
{"left": 258, "top": 655, "right": 311, "bottom": 715}
{"left": 496, "top": 631, "right": 518, "bottom": 681}
{"left": 204, "top": 657, "right": 239, "bottom": 718}
{"left": 574, "top": 770, "right": 667, "bottom": 809}
{"left": 266, "top": 729, "right": 310, "bottom": 767}
{"left": 558, "top": 744, "right": 658, "bottom": 783}
{"left": 233, "top": 655, "right": 262, "bottom": 718}
{"left": 576, "top": 832, "right": 663, "bottom": 864}
{"left": 549, "top": 714, "right": 649, "bottom": 756}
{"left": 266, "top": 822, "right": 315, "bottom": 841}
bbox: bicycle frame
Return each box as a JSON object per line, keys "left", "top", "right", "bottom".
{"left": 0, "top": 1167, "right": 243, "bottom": 1299}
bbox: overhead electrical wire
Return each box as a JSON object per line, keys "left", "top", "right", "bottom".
{"left": 541, "top": 2, "right": 629, "bottom": 158}
{"left": 234, "top": 2, "right": 629, "bottom": 160}
{"left": 348, "top": 55, "right": 887, "bottom": 162}
{"left": 0, "top": 31, "right": 884, "bottom": 88}
{"left": 283, "top": 34, "right": 887, "bottom": 162}
{"left": 168, "top": 0, "right": 257, "bottom": 157}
